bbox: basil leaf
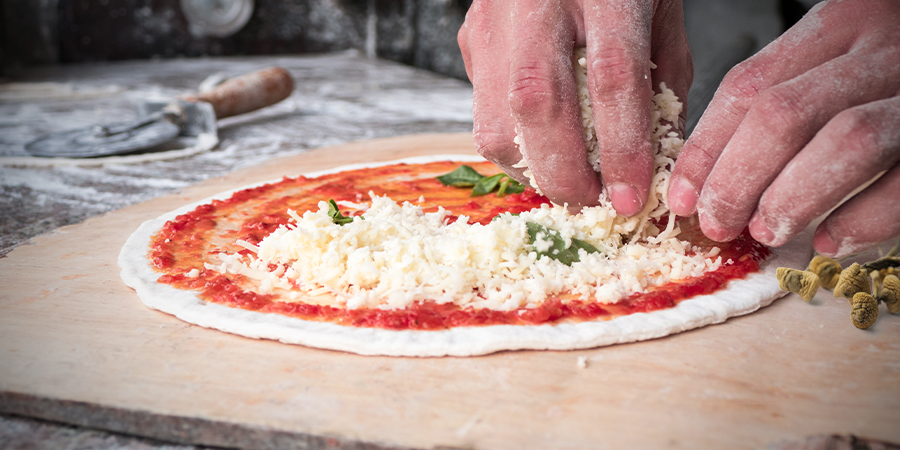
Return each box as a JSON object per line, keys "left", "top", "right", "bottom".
{"left": 473, "top": 173, "right": 526, "bottom": 197}
{"left": 472, "top": 173, "right": 505, "bottom": 196}
{"left": 436, "top": 165, "right": 485, "bottom": 187}
{"left": 526, "top": 222, "right": 600, "bottom": 266}
{"left": 438, "top": 165, "right": 526, "bottom": 197}
{"left": 327, "top": 199, "right": 355, "bottom": 225}
{"left": 498, "top": 177, "right": 511, "bottom": 196}
{"left": 500, "top": 178, "right": 525, "bottom": 195}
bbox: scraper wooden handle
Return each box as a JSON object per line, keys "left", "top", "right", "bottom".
{"left": 182, "top": 67, "right": 294, "bottom": 119}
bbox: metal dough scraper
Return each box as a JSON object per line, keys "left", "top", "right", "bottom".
{"left": 24, "top": 67, "right": 294, "bottom": 158}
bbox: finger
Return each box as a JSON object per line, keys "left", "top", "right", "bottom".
{"left": 463, "top": 2, "right": 525, "bottom": 182}
{"left": 814, "top": 163, "right": 900, "bottom": 259}
{"left": 749, "top": 95, "right": 900, "bottom": 248}
{"left": 509, "top": 1, "right": 603, "bottom": 210}
{"left": 697, "top": 45, "right": 900, "bottom": 242}
{"left": 650, "top": 0, "right": 693, "bottom": 136}
{"left": 584, "top": 0, "right": 654, "bottom": 216}
{"left": 648, "top": 0, "right": 692, "bottom": 219}
{"left": 457, "top": 18, "right": 473, "bottom": 82}
{"left": 668, "top": 0, "right": 860, "bottom": 216}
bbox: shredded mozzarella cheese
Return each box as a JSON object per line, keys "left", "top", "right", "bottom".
{"left": 212, "top": 194, "right": 721, "bottom": 311}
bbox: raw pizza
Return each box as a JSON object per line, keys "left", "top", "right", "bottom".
{"left": 121, "top": 50, "right": 809, "bottom": 356}
{"left": 119, "top": 155, "right": 808, "bottom": 356}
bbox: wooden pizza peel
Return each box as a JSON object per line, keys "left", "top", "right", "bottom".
{"left": 1, "top": 133, "right": 898, "bottom": 450}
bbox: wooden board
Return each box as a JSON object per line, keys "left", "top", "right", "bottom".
{"left": 2, "top": 133, "right": 899, "bottom": 449}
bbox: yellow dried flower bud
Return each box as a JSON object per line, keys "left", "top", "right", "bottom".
{"left": 850, "top": 292, "right": 878, "bottom": 329}
{"left": 776, "top": 267, "right": 820, "bottom": 302}
{"left": 833, "top": 263, "right": 871, "bottom": 300}
{"left": 808, "top": 255, "right": 842, "bottom": 290}
{"left": 880, "top": 275, "right": 900, "bottom": 315}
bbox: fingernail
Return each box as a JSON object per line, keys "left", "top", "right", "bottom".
{"left": 749, "top": 214, "right": 775, "bottom": 245}
{"left": 668, "top": 176, "right": 698, "bottom": 215}
{"left": 813, "top": 227, "right": 839, "bottom": 256}
{"left": 608, "top": 183, "right": 644, "bottom": 217}
{"left": 699, "top": 212, "right": 732, "bottom": 242}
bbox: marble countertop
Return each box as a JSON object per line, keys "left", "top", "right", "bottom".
{"left": 0, "top": 50, "right": 474, "bottom": 255}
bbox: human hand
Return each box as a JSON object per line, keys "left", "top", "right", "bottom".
{"left": 668, "top": 0, "right": 900, "bottom": 258}
{"left": 458, "top": 0, "right": 692, "bottom": 214}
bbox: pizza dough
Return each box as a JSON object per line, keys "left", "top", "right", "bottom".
{"left": 119, "top": 155, "right": 811, "bottom": 357}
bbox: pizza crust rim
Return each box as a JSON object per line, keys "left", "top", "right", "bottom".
{"left": 119, "top": 155, "right": 812, "bottom": 357}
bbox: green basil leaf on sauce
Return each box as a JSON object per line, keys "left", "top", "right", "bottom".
{"left": 472, "top": 173, "right": 505, "bottom": 196}
{"left": 472, "top": 173, "right": 526, "bottom": 197}
{"left": 437, "top": 165, "right": 526, "bottom": 197}
{"left": 327, "top": 199, "right": 355, "bottom": 225}
{"left": 526, "top": 222, "right": 600, "bottom": 266}
{"left": 436, "top": 165, "right": 485, "bottom": 187}
{"left": 498, "top": 177, "right": 525, "bottom": 195}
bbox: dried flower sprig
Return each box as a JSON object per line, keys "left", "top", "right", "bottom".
{"left": 776, "top": 267, "right": 820, "bottom": 302}
{"left": 834, "top": 263, "right": 871, "bottom": 300}
{"left": 880, "top": 275, "right": 900, "bottom": 315}
{"left": 808, "top": 255, "right": 842, "bottom": 290}
{"left": 850, "top": 292, "right": 879, "bottom": 329}
{"left": 777, "top": 240, "right": 900, "bottom": 330}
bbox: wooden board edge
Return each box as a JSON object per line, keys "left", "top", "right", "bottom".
{"left": 0, "top": 391, "right": 419, "bottom": 450}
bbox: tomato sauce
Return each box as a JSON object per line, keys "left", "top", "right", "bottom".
{"left": 150, "top": 161, "right": 770, "bottom": 331}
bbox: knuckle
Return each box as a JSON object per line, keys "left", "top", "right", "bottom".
{"left": 461, "top": 0, "right": 503, "bottom": 43}
{"left": 591, "top": 46, "right": 640, "bottom": 83}
{"left": 690, "top": 141, "right": 719, "bottom": 167}
{"left": 457, "top": 0, "right": 496, "bottom": 51}
{"left": 588, "top": 46, "right": 643, "bottom": 107}
{"left": 719, "top": 60, "right": 768, "bottom": 112}
{"left": 831, "top": 108, "right": 882, "bottom": 155}
{"left": 468, "top": 0, "right": 495, "bottom": 15}
{"left": 507, "top": 65, "right": 558, "bottom": 117}
{"left": 750, "top": 85, "right": 809, "bottom": 134}
{"left": 457, "top": 25, "right": 468, "bottom": 51}
{"left": 679, "top": 138, "right": 721, "bottom": 178}
{"left": 463, "top": 0, "right": 486, "bottom": 21}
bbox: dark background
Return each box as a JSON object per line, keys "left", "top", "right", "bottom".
{"left": 1, "top": 0, "right": 811, "bottom": 81}
{"left": 0, "top": 0, "right": 471, "bottom": 79}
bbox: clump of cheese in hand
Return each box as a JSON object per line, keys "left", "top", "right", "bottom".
{"left": 514, "top": 47, "right": 684, "bottom": 243}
